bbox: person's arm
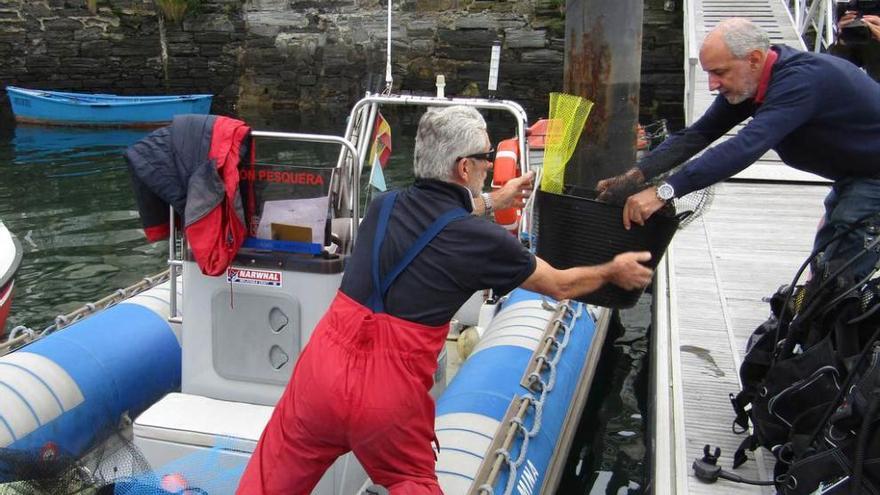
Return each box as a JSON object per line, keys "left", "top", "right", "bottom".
{"left": 664, "top": 73, "right": 816, "bottom": 197}
{"left": 637, "top": 97, "right": 748, "bottom": 180}
{"left": 473, "top": 171, "right": 535, "bottom": 216}
{"left": 520, "top": 252, "right": 653, "bottom": 300}
{"left": 862, "top": 14, "right": 880, "bottom": 41}
{"left": 621, "top": 69, "right": 817, "bottom": 229}
{"left": 596, "top": 97, "right": 748, "bottom": 198}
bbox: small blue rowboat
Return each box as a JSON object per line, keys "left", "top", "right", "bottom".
{"left": 5, "top": 86, "right": 213, "bottom": 127}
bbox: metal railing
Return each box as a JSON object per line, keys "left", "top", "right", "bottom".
{"left": 165, "top": 131, "right": 361, "bottom": 325}
{"left": 683, "top": 0, "right": 700, "bottom": 125}
{"left": 787, "top": 0, "right": 837, "bottom": 51}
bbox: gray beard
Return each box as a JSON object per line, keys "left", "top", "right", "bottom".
{"left": 724, "top": 81, "right": 758, "bottom": 105}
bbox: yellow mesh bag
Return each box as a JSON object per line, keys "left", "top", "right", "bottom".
{"left": 540, "top": 92, "right": 594, "bottom": 194}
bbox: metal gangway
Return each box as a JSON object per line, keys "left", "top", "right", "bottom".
{"left": 652, "top": 0, "right": 837, "bottom": 493}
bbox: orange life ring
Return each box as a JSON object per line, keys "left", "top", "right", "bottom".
{"left": 492, "top": 137, "right": 521, "bottom": 234}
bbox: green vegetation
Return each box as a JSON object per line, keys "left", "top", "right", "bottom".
{"left": 155, "top": 0, "right": 201, "bottom": 23}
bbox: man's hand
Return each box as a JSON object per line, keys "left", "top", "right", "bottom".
{"left": 596, "top": 167, "right": 645, "bottom": 204}
{"left": 862, "top": 15, "right": 880, "bottom": 41}
{"left": 622, "top": 187, "right": 666, "bottom": 230}
{"left": 490, "top": 170, "right": 535, "bottom": 211}
{"left": 608, "top": 251, "right": 653, "bottom": 290}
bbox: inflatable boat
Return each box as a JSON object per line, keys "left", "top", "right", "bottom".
{"left": 0, "top": 93, "right": 613, "bottom": 495}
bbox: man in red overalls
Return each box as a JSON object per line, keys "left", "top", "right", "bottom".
{"left": 236, "top": 106, "right": 653, "bottom": 495}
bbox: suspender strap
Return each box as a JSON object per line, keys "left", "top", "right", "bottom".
{"left": 379, "top": 207, "right": 468, "bottom": 295}
{"left": 367, "top": 191, "right": 468, "bottom": 313}
{"left": 368, "top": 191, "right": 399, "bottom": 312}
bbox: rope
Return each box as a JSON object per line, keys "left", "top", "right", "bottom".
{"left": 489, "top": 301, "right": 582, "bottom": 495}
{"left": 0, "top": 269, "right": 171, "bottom": 355}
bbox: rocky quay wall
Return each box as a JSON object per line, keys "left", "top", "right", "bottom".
{"left": 0, "top": 0, "right": 683, "bottom": 127}
{"left": 0, "top": 0, "right": 245, "bottom": 113}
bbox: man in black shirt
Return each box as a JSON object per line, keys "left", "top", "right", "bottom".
{"left": 238, "top": 105, "right": 653, "bottom": 495}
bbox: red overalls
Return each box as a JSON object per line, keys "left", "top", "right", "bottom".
{"left": 237, "top": 192, "right": 467, "bottom": 495}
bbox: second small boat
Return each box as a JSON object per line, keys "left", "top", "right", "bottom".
{"left": 5, "top": 86, "right": 213, "bottom": 127}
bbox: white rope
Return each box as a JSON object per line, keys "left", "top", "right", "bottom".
{"left": 1, "top": 269, "right": 171, "bottom": 354}
{"left": 496, "top": 302, "right": 584, "bottom": 494}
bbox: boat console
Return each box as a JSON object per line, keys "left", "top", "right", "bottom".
{"left": 132, "top": 130, "right": 377, "bottom": 494}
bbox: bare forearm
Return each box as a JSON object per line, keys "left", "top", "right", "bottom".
{"left": 470, "top": 190, "right": 504, "bottom": 216}
{"left": 521, "top": 253, "right": 653, "bottom": 300}
{"left": 521, "top": 258, "right": 610, "bottom": 300}
{"left": 555, "top": 265, "right": 611, "bottom": 299}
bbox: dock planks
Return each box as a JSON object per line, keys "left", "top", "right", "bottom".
{"left": 662, "top": 182, "right": 828, "bottom": 494}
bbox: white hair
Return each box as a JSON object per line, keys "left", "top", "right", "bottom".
{"left": 413, "top": 106, "right": 488, "bottom": 181}
{"left": 715, "top": 18, "right": 770, "bottom": 58}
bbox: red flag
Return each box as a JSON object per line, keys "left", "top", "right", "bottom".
{"left": 370, "top": 113, "right": 392, "bottom": 169}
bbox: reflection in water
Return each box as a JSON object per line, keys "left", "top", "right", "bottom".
{"left": 12, "top": 125, "right": 149, "bottom": 177}
{"left": 558, "top": 295, "right": 652, "bottom": 494}
{"left": 0, "top": 125, "right": 165, "bottom": 329}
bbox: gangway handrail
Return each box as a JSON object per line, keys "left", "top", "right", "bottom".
{"left": 683, "top": 0, "right": 700, "bottom": 124}
{"left": 785, "top": 0, "right": 834, "bottom": 51}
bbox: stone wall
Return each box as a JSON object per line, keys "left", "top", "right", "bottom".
{"left": 0, "top": 0, "right": 245, "bottom": 113}
{"left": 239, "top": 0, "right": 568, "bottom": 117}
{"left": 0, "top": 0, "right": 683, "bottom": 126}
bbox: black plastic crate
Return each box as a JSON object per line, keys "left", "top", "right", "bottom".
{"left": 535, "top": 187, "right": 683, "bottom": 309}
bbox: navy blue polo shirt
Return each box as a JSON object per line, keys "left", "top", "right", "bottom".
{"left": 340, "top": 179, "right": 536, "bottom": 326}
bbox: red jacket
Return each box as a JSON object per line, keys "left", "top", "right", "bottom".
{"left": 126, "top": 115, "right": 251, "bottom": 276}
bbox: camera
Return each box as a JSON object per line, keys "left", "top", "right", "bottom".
{"left": 838, "top": 0, "right": 880, "bottom": 44}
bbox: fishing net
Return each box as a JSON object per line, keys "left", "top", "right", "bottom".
{"left": 638, "top": 119, "right": 715, "bottom": 228}
{"left": 540, "top": 93, "right": 593, "bottom": 194}
{"left": 0, "top": 430, "right": 151, "bottom": 495}
{"left": 0, "top": 447, "right": 90, "bottom": 494}
{"left": 673, "top": 186, "right": 715, "bottom": 228}
{"left": 110, "top": 437, "right": 249, "bottom": 495}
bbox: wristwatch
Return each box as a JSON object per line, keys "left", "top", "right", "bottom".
{"left": 656, "top": 182, "right": 675, "bottom": 202}
{"left": 480, "top": 192, "right": 494, "bottom": 216}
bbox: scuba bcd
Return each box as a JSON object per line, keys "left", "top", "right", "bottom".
{"left": 695, "top": 212, "right": 880, "bottom": 494}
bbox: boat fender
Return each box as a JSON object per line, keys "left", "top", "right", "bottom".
{"left": 456, "top": 326, "right": 480, "bottom": 360}
{"left": 492, "top": 137, "right": 521, "bottom": 234}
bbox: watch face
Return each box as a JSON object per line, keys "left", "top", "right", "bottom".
{"left": 658, "top": 183, "right": 675, "bottom": 200}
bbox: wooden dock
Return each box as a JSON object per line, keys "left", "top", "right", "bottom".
{"left": 654, "top": 182, "right": 828, "bottom": 493}
{"left": 652, "top": 0, "right": 833, "bottom": 492}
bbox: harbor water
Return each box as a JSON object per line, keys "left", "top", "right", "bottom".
{"left": 0, "top": 110, "right": 649, "bottom": 494}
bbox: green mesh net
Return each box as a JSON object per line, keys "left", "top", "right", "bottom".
{"left": 540, "top": 93, "right": 594, "bottom": 194}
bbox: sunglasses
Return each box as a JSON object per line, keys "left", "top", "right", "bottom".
{"left": 459, "top": 148, "right": 496, "bottom": 163}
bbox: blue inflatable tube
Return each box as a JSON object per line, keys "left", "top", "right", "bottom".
{"left": 434, "top": 289, "right": 594, "bottom": 494}
{"left": 0, "top": 282, "right": 180, "bottom": 469}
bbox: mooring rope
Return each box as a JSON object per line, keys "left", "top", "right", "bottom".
{"left": 0, "top": 269, "right": 171, "bottom": 355}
